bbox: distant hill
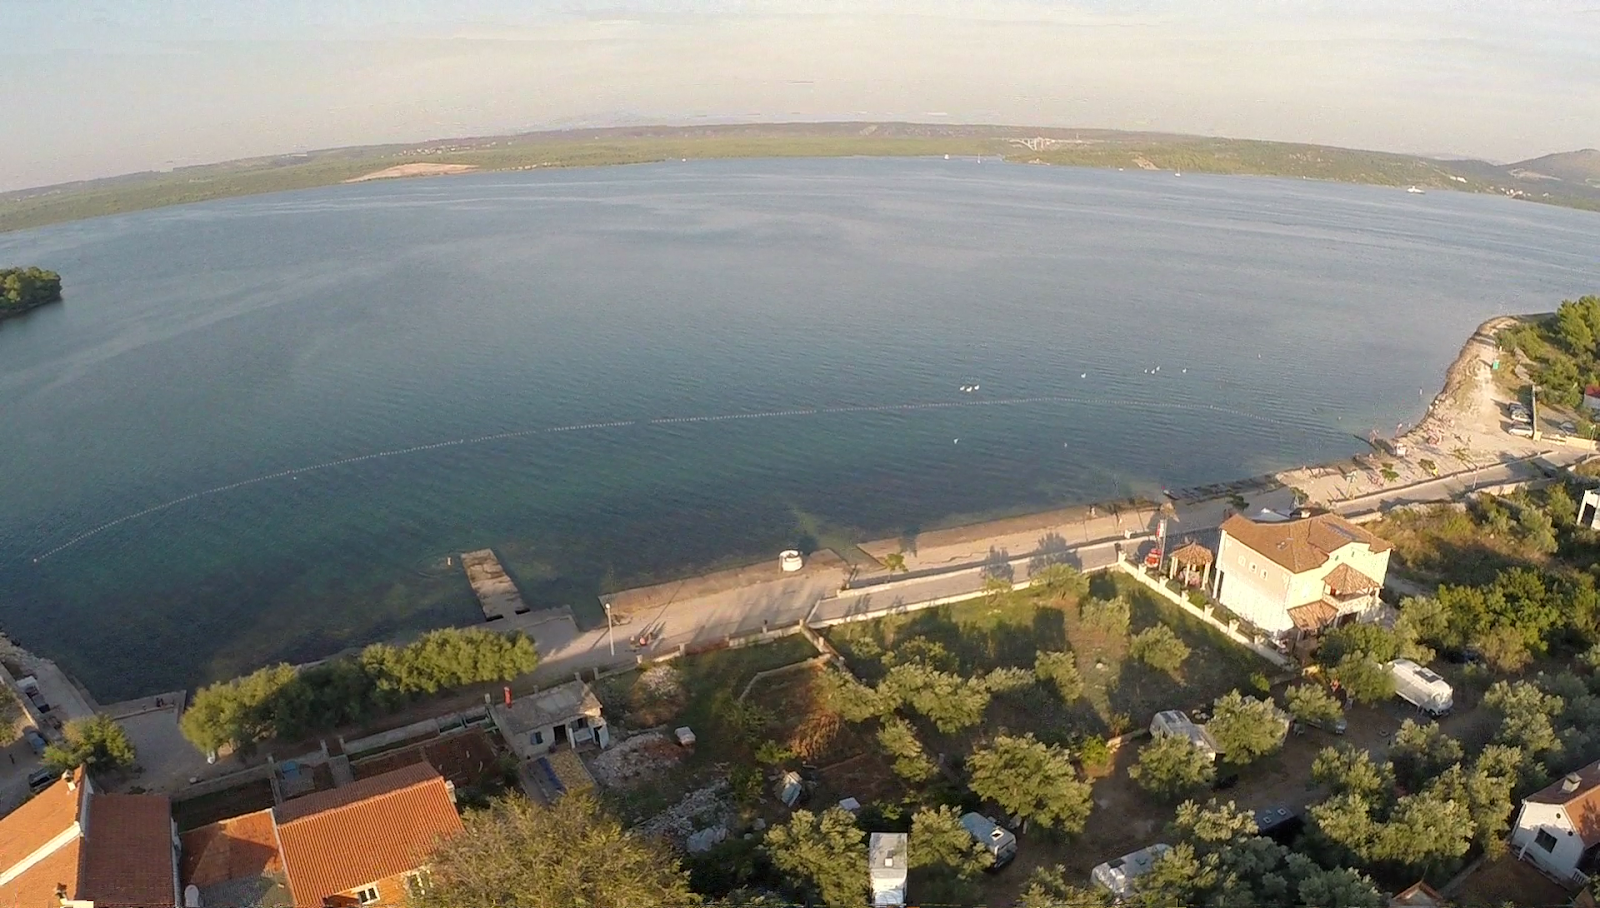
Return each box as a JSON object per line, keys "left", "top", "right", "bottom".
{"left": 1506, "top": 149, "right": 1600, "bottom": 187}
{"left": 3, "top": 122, "right": 1597, "bottom": 233}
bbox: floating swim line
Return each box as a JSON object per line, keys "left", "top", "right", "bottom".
{"left": 30, "top": 393, "right": 1342, "bottom": 561}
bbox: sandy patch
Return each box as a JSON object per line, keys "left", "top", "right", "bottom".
{"left": 344, "top": 163, "right": 478, "bottom": 183}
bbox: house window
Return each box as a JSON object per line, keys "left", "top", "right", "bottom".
{"left": 405, "top": 871, "right": 432, "bottom": 899}
{"left": 355, "top": 885, "right": 381, "bottom": 905}
{"left": 1535, "top": 829, "right": 1558, "bottom": 852}
{"left": 531, "top": 730, "right": 544, "bottom": 745}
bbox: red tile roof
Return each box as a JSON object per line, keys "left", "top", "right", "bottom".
{"left": 179, "top": 808, "right": 282, "bottom": 888}
{"left": 0, "top": 769, "right": 175, "bottom": 908}
{"left": 1287, "top": 600, "right": 1340, "bottom": 632}
{"left": 78, "top": 793, "right": 177, "bottom": 908}
{"left": 1527, "top": 762, "right": 1600, "bottom": 846}
{"left": 0, "top": 768, "right": 82, "bottom": 869}
{"left": 1220, "top": 511, "right": 1391, "bottom": 574}
{"left": 274, "top": 764, "right": 462, "bottom": 907}
{"left": 1324, "top": 562, "right": 1381, "bottom": 596}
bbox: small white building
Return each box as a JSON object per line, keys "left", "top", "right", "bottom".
{"left": 1092, "top": 843, "right": 1172, "bottom": 899}
{"left": 490, "top": 679, "right": 609, "bottom": 758}
{"left": 869, "top": 832, "right": 909, "bottom": 908}
{"left": 1212, "top": 510, "right": 1392, "bottom": 642}
{"left": 1510, "top": 762, "right": 1600, "bottom": 886}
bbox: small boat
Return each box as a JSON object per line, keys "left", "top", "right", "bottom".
{"left": 1407, "top": 186, "right": 1426, "bottom": 194}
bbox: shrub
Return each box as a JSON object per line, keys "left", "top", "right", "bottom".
{"left": 1080, "top": 596, "right": 1131, "bottom": 637}
{"left": 1129, "top": 625, "right": 1190, "bottom": 674}
{"left": 1034, "top": 650, "right": 1084, "bottom": 702}
{"left": 878, "top": 717, "right": 937, "bottom": 783}
{"left": 1075, "top": 734, "right": 1111, "bottom": 771}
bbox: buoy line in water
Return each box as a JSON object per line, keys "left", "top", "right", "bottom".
{"left": 29, "top": 392, "right": 1346, "bottom": 562}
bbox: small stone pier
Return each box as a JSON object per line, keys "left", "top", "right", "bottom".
{"left": 460, "top": 549, "right": 532, "bottom": 621}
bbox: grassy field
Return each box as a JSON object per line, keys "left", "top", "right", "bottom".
{"left": 825, "top": 572, "right": 1264, "bottom": 744}
{"left": 6, "top": 123, "right": 1598, "bottom": 233}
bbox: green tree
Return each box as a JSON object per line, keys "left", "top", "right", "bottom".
{"left": 1032, "top": 563, "right": 1090, "bottom": 600}
{"left": 1172, "top": 799, "right": 1258, "bottom": 846}
{"left": 1018, "top": 865, "right": 1112, "bottom": 908}
{"left": 1388, "top": 719, "right": 1463, "bottom": 792}
{"left": 1034, "top": 650, "right": 1084, "bottom": 702}
{"left": 1318, "top": 623, "right": 1401, "bottom": 665}
{"left": 1330, "top": 654, "right": 1395, "bottom": 705}
{"left": 180, "top": 662, "right": 298, "bottom": 752}
{"left": 1207, "top": 691, "right": 1287, "bottom": 763}
{"left": 982, "top": 666, "right": 1037, "bottom": 693}
{"left": 1285, "top": 684, "right": 1344, "bottom": 729}
{"left": 1129, "top": 624, "right": 1190, "bottom": 674}
{"left": 908, "top": 806, "right": 989, "bottom": 904}
{"left": 877, "top": 717, "right": 936, "bottom": 783}
{"left": 967, "top": 734, "right": 1093, "bottom": 833}
{"left": 883, "top": 552, "right": 908, "bottom": 575}
{"left": 1130, "top": 733, "right": 1216, "bottom": 801}
{"left": 879, "top": 663, "right": 991, "bottom": 734}
{"left": 414, "top": 793, "right": 696, "bottom": 908}
{"left": 42, "top": 714, "right": 136, "bottom": 773}
{"left": 814, "top": 667, "right": 888, "bottom": 723}
{"left": 1080, "top": 596, "right": 1131, "bottom": 637}
{"left": 765, "top": 808, "right": 868, "bottom": 908}
{"left": 1312, "top": 746, "right": 1393, "bottom": 799}
{"left": 1484, "top": 680, "right": 1563, "bottom": 756}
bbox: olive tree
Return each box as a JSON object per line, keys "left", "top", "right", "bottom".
{"left": 967, "top": 734, "right": 1093, "bottom": 833}
{"left": 1129, "top": 624, "right": 1190, "bottom": 674}
{"left": 1207, "top": 690, "right": 1288, "bottom": 763}
{"left": 1130, "top": 733, "right": 1215, "bottom": 801}
{"left": 764, "top": 808, "right": 868, "bottom": 908}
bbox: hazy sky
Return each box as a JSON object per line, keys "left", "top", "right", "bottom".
{"left": 3, "top": 0, "right": 1597, "bottom": 191}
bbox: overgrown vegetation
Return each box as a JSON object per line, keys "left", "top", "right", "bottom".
{"left": 0, "top": 267, "right": 62, "bottom": 317}
{"left": 180, "top": 627, "right": 538, "bottom": 752}
{"left": 1500, "top": 297, "right": 1600, "bottom": 410}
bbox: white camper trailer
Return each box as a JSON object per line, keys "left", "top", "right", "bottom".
{"left": 869, "top": 832, "right": 909, "bottom": 908}
{"left": 1092, "top": 843, "right": 1172, "bottom": 899}
{"left": 1388, "top": 658, "right": 1453, "bottom": 716}
{"left": 960, "top": 812, "right": 1018, "bottom": 868}
{"left": 1150, "top": 710, "right": 1220, "bottom": 761}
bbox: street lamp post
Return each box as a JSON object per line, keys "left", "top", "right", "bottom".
{"left": 604, "top": 601, "right": 615, "bottom": 657}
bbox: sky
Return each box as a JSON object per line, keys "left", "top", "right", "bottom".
{"left": 2, "top": 0, "right": 1597, "bottom": 191}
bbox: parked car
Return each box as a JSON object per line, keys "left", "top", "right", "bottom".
{"left": 1561, "top": 420, "right": 1578, "bottom": 434}
{"left": 22, "top": 728, "right": 47, "bottom": 756}
{"left": 1293, "top": 714, "right": 1348, "bottom": 735}
{"left": 1507, "top": 425, "right": 1535, "bottom": 438}
{"left": 26, "top": 768, "right": 56, "bottom": 794}
{"left": 1442, "top": 645, "right": 1484, "bottom": 665}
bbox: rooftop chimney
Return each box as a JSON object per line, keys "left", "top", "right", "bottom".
{"left": 63, "top": 772, "right": 75, "bottom": 792}
{"left": 55, "top": 883, "right": 69, "bottom": 906}
{"left": 1564, "top": 772, "right": 1582, "bottom": 793}
{"left": 1293, "top": 507, "right": 1313, "bottom": 519}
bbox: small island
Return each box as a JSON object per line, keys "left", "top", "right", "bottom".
{"left": 0, "top": 266, "right": 63, "bottom": 320}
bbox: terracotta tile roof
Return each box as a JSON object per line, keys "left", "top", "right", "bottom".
{"left": 1287, "top": 600, "right": 1339, "bottom": 632}
{"left": 1220, "top": 512, "right": 1392, "bottom": 574}
{"left": 1324, "top": 562, "right": 1381, "bottom": 596}
{"left": 0, "top": 836, "right": 81, "bottom": 908}
{"left": 1168, "top": 541, "right": 1213, "bottom": 567}
{"left": 1527, "top": 762, "right": 1600, "bottom": 846}
{"left": 274, "top": 764, "right": 462, "bottom": 907}
{"left": 78, "top": 793, "right": 176, "bottom": 908}
{"left": 0, "top": 768, "right": 82, "bottom": 870}
{"left": 180, "top": 809, "right": 282, "bottom": 888}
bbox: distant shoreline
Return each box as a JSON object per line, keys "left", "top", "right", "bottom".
{"left": 4, "top": 123, "right": 1597, "bottom": 234}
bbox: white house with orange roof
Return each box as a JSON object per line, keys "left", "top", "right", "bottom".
{"left": 1511, "top": 762, "right": 1600, "bottom": 886}
{"left": 1211, "top": 509, "right": 1392, "bottom": 641}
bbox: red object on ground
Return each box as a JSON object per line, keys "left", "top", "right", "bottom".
{"left": 503, "top": 686, "right": 512, "bottom": 706}
{"left": 1145, "top": 549, "right": 1163, "bottom": 569}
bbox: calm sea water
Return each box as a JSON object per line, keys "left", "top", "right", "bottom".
{"left": 1, "top": 158, "right": 1597, "bottom": 699}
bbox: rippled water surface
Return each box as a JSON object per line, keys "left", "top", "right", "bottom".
{"left": 2, "top": 158, "right": 1597, "bottom": 697}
